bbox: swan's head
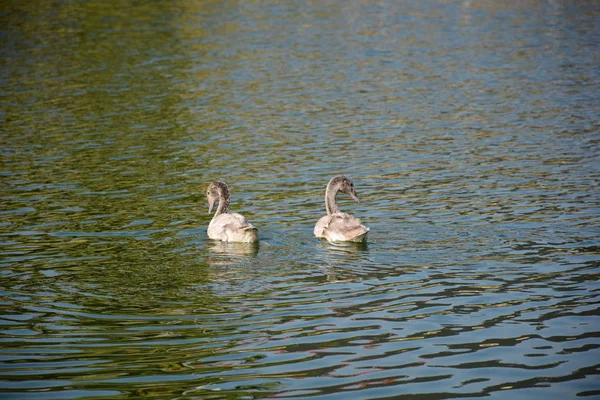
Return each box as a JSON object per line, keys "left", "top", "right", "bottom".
{"left": 332, "top": 175, "right": 360, "bottom": 203}
{"left": 206, "top": 181, "right": 228, "bottom": 214}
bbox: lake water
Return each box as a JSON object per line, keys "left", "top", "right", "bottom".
{"left": 1, "top": 0, "right": 599, "bottom": 399}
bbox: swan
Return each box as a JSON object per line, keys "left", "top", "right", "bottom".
{"left": 206, "top": 181, "right": 258, "bottom": 243}
{"left": 314, "top": 176, "right": 370, "bottom": 243}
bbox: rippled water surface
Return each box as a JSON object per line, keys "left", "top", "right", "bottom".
{"left": 2, "top": 0, "right": 600, "bottom": 398}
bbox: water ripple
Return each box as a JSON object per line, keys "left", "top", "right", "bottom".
{"left": 2, "top": 0, "right": 600, "bottom": 399}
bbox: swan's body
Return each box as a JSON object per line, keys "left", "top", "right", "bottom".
{"left": 206, "top": 181, "right": 258, "bottom": 243}
{"left": 314, "top": 212, "right": 369, "bottom": 243}
{"left": 314, "top": 176, "right": 369, "bottom": 243}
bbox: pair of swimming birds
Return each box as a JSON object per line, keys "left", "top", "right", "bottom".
{"left": 206, "top": 175, "right": 369, "bottom": 243}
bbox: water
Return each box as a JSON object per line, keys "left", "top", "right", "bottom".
{"left": 1, "top": 0, "right": 599, "bottom": 398}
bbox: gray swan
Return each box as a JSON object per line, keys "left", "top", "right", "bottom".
{"left": 314, "top": 176, "right": 369, "bottom": 243}
{"left": 206, "top": 181, "right": 258, "bottom": 242}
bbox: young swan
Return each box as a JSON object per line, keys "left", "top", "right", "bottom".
{"left": 206, "top": 181, "right": 258, "bottom": 243}
{"left": 314, "top": 176, "right": 370, "bottom": 243}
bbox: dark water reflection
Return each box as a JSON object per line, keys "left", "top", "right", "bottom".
{"left": 1, "top": 0, "right": 599, "bottom": 398}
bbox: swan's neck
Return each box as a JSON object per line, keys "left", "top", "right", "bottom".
{"left": 325, "top": 183, "right": 340, "bottom": 215}
{"left": 213, "top": 183, "right": 230, "bottom": 217}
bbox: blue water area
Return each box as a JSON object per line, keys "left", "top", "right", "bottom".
{"left": 1, "top": 0, "right": 599, "bottom": 399}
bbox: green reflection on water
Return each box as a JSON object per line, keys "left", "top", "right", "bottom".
{"left": 1, "top": 0, "right": 599, "bottom": 399}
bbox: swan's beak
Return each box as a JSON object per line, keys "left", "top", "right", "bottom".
{"left": 208, "top": 199, "right": 214, "bottom": 214}
{"left": 350, "top": 189, "right": 360, "bottom": 203}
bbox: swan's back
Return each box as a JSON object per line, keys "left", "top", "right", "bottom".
{"left": 315, "top": 212, "right": 369, "bottom": 243}
{"left": 208, "top": 213, "right": 258, "bottom": 243}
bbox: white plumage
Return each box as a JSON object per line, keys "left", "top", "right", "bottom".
{"left": 206, "top": 181, "right": 258, "bottom": 243}
{"left": 314, "top": 176, "right": 369, "bottom": 243}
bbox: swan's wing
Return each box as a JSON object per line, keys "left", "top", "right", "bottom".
{"left": 208, "top": 213, "right": 258, "bottom": 242}
{"left": 314, "top": 215, "right": 331, "bottom": 238}
{"left": 323, "top": 213, "right": 369, "bottom": 242}
{"left": 229, "top": 213, "right": 250, "bottom": 225}
{"left": 325, "top": 213, "right": 363, "bottom": 231}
